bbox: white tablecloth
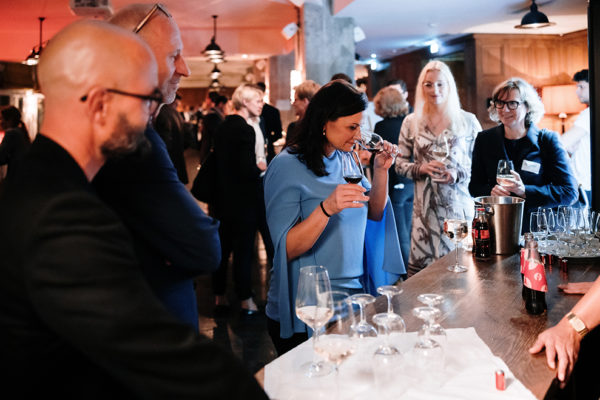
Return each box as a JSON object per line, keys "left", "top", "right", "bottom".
{"left": 264, "top": 327, "right": 537, "bottom": 399}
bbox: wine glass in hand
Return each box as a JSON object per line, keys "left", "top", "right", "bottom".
{"left": 496, "top": 159, "right": 515, "bottom": 188}
{"left": 295, "top": 265, "right": 334, "bottom": 377}
{"left": 430, "top": 134, "right": 450, "bottom": 182}
{"left": 341, "top": 151, "right": 363, "bottom": 184}
{"left": 357, "top": 129, "right": 399, "bottom": 158}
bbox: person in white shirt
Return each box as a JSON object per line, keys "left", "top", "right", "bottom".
{"left": 560, "top": 69, "right": 591, "bottom": 205}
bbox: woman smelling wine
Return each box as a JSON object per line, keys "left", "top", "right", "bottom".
{"left": 264, "top": 80, "right": 405, "bottom": 355}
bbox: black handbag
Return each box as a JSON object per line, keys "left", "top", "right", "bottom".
{"left": 191, "top": 151, "right": 217, "bottom": 204}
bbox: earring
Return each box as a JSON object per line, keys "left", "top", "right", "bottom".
{"left": 322, "top": 129, "right": 326, "bottom": 136}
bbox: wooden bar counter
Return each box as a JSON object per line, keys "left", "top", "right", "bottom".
{"left": 257, "top": 249, "right": 599, "bottom": 399}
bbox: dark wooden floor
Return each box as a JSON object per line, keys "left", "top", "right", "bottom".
{"left": 185, "top": 148, "right": 277, "bottom": 374}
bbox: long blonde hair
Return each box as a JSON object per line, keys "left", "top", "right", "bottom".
{"left": 414, "top": 60, "right": 465, "bottom": 132}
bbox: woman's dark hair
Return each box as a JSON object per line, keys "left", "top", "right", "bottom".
{"left": 0, "top": 106, "right": 29, "bottom": 140}
{"left": 287, "top": 79, "right": 367, "bottom": 176}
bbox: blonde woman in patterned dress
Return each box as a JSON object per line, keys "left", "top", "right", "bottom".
{"left": 396, "top": 60, "right": 481, "bottom": 277}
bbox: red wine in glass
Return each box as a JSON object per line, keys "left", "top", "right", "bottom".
{"left": 344, "top": 175, "right": 362, "bottom": 184}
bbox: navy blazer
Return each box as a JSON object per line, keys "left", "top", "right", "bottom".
{"left": 469, "top": 124, "right": 578, "bottom": 228}
{"left": 94, "top": 126, "right": 221, "bottom": 328}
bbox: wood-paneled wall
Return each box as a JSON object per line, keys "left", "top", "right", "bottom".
{"left": 474, "top": 30, "right": 588, "bottom": 129}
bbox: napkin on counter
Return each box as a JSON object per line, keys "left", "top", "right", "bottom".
{"left": 264, "top": 327, "right": 536, "bottom": 400}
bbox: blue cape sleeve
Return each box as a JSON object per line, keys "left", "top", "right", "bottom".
{"left": 363, "top": 198, "right": 406, "bottom": 294}
{"left": 264, "top": 153, "right": 307, "bottom": 338}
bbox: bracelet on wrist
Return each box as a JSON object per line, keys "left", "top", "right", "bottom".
{"left": 319, "top": 201, "right": 331, "bottom": 218}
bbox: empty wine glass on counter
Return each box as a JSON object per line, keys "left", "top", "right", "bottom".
{"left": 444, "top": 213, "right": 469, "bottom": 273}
{"left": 349, "top": 293, "right": 378, "bottom": 338}
{"left": 496, "top": 159, "right": 515, "bottom": 187}
{"left": 372, "top": 312, "right": 407, "bottom": 398}
{"left": 530, "top": 211, "right": 548, "bottom": 251}
{"left": 295, "top": 265, "right": 333, "bottom": 377}
{"left": 341, "top": 151, "right": 363, "bottom": 184}
{"left": 416, "top": 294, "right": 446, "bottom": 348}
{"left": 412, "top": 306, "right": 445, "bottom": 386}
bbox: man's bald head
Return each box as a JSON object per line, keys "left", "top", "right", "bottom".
{"left": 37, "top": 20, "right": 158, "bottom": 179}
{"left": 109, "top": 3, "right": 190, "bottom": 104}
{"left": 38, "top": 20, "right": 156, "bottom": 102}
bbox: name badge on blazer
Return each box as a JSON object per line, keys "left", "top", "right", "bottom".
{"left": 522, "top": 159, "right": 541, "bottom": 174}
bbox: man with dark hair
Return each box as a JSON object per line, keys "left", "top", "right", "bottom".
{"left": 256, "top": 82, "right": 282, "bottom": 163}
{"left": 92, "top": 3, "right": 221, "bottom": 328}
{"left": 560, "top": 69, "right": 591, "bottom": 205}
{"left": 0, "top": 19, "right": 267, "bottom": 399}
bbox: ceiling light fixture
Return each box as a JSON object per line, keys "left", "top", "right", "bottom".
{"left": 203, "top": 15, "right": 225, "bottom": 64}
{"left": 515, "top": 0, "right": 555, "bottom": 29}
{"left": 23, "top": 17, "right": 45, "bottom": 66}
{"left": 210, "top": 64, "right": 221, "bottom": 80}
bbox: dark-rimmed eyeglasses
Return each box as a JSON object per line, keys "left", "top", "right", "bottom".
{"left": 80, "top": 88, "right": 164, "bottom": 115}
{"left": 493, "top": 99, "right": 522, "bottom": 110}
{"left": 133, "top": 3, "right": 171, "bottom": 34}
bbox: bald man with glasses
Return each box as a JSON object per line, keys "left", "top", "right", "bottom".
{"left": 0, "top": 20, "right": 267, "bottom": 399}
{"left": 93, "top": 3, "right": 221, "bottom": 329}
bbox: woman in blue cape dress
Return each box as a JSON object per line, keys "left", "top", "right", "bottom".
{"left": 264, "top": 80, "right": 405, "bottom": 355}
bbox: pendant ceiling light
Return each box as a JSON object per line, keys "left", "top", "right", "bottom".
{"left": 23, "top": 17, "right": 46, "bottom": 65}
{"left": 515, "top": 0, "right": 555, "bottom": 29}
{"left": 203, "top": 15, "right": 225, "bottom": 64}
{"left": 210, "top": 64, "right": 221, "bottom": 80}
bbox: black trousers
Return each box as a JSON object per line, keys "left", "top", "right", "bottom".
{"left": 267, "top": 317, "right": 308, "bottom": 357}
{"left": 212, "top": 218, "right": 258, "bottom": 300}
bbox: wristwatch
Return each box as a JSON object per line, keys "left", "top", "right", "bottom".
{"left": 566, "top": 312, "right": 589, "bottom": 337}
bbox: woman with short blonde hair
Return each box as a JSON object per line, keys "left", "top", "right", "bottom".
{"left": 469, "top": 77, "right": 577, "bottom": 229}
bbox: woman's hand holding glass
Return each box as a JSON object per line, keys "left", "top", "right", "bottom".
{"left": 419, "top": 160, "right": 455, "bottom": 184}
{"left": 491, "top": 169, "right": 525, "bottom": 197}
{"left": 321, "top": 183, "right": 369, "bottom": 216}
{"left": 372, "top": 139, "right": 400, "bottom": 171}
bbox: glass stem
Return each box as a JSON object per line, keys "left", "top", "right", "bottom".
{"left": 311, "top": 326, "right": 319, "bottom": 367}
{"left": 359, "top": 304, "right": 365, "bottom": 324}
{"left": 386, "top": 294, "right": 392, "bottom": 314}
{"left": 455, "top": 239, "right": 460, "bottom": 267}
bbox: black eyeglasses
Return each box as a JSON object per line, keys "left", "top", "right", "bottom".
{"left": 80, "top": 88, "right": 164, "bottom": 115}
{"left": 493, "top": 99, "right": 522, "bottom": 110}
{"left": 133, "top": 3, "right": 171, "bottom": 34}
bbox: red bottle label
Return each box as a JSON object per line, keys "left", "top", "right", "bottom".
{"left": 472, "top": 229, "right": 479, "bottom": 241}
{"left": 480, "top": 230, "right": 490, "bottom": 239}
{"left": 524, "top": 260, "right": 548, "bottom": 292}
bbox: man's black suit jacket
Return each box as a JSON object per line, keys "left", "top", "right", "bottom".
{"left": 260, "top": 102, "right": 282, "bottom": 163}
{"left": 0, "top": 135, "right": 267, "bottom": 399}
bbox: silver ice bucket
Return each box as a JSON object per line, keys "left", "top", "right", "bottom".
{"left": 474, "top": 196, "right": 524, "bottom": 255}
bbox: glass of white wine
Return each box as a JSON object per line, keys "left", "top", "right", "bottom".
{"left": 295, "top": 265, "right": 334, "bottom": 377}
{"left": 496, "top": 159, "right": 515, "bottom": 188}
{"left": 430, "top": 133, "right": 450, "bottom": 183}
{"left": 444, "top": 212, "right": 469, "bottom": 273}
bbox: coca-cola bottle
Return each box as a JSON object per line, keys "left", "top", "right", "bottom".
{"left": 474, "top": 208, "right": 491, "bottom": 260}
{"left": 472, "top": 206, "right": 480, "bottom": 249}
{"left": 523, "top": 239, "right": 547, "bottom": 315}
{"left": 521, "top": 232, "right": 534, "bottom": 300}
